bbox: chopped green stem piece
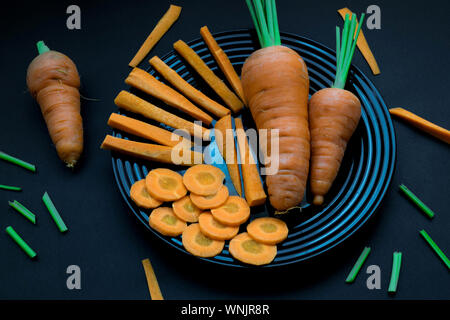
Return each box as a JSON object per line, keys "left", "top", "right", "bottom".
{"left": 388, "top": 252, "right": 402, "bottom": 293}
{"left": 0, "top": 151, "right": 36, "bottom": 172}
{"left": 420, "top": 230, "right": 450, "bottom": 269}
{"left": 245, "top": 0, "right": 281, "bottom": 48}
{"left": 345, "top": 246, "right": 371, "bottom": 283}
{"left": 0, "top": 184, "right": 22, "bottom": 191}
{"left": 9, "top": 201, "right": 36, "bottom": 224}
{"left": 399, "top": 184, "right": 435, "bottom": 219}
{"left": 42, "top": 192, "right": 68, "bottom": 232}
{"left": 5, "top": 226, "right": 37, "bottom": 258}
{"left": 37, "top": 40, "right": 50, "bottom": 55}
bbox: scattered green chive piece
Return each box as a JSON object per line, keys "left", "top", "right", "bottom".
{"left": 399, "top": 184, "right": 435, "bottom": 219}
{"left": 388, "top": 252, "right": 402, "bottom": 294}
{"left": 37, "top": 40, "right": 50, "bottom": 54}
{"left": 345, "top": 246, "right": 371, "bottom": 283}
{"left": 0, "top": 184, "right": 22, "bottom": 191}
{"left": 9, "top": 201, "right": 36, "bottom": 224}
{"left": 0, "top": 151, "right": 36, "bottom": 172}
{"left": 42, "top": 192, "right": 68, "bottom": 232}
{"left": 5, "top": 226, "right": 37, "bottom": 258}
{"left": 420, "top": 230, "right": 450, "bottom": 269}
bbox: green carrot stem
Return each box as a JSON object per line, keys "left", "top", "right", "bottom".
{"left": 37, "top": 40, "right": 50, "bottom": 54}
{"left": 0, "top": 151, "right": 36, "bottom": 172}
{"left": 245, "top": 0, "right": 264, "bottom": 47}
{"left": 245, "top": 0, "right": 280, "bottom": 48}
{"left": 9, "top": 201, "right": 36, "bottom": 224}
{"left": 5, "top": 226, "right": 37, "bottom": 258}
{"left": 420, "top": 230, "right": 450, "bottom": 269}
{"left": 335, "top": 26, "right": 341, "bottom": 75}
{"left": 271, "top": 0, "right": 280, "bottom": 45}
{"left": 345, "top": 246, "right": 371, "bottom": 283}
{"left": 0, "top": 184, "right": 22, "bottom": 191}
{"left": 266, "top": 0, "right": 274, "bottom": 43}
{"left": 253, "top": 0, "right": 271, "bottom": 46}
{"left": 388, "top": 252, "right": 402, "bottom": 293}
{"left": 42, "top": 192, "right": 68, "bottom": 233}
{"left": 399, "top": 184, "right": 435, "bottom": 219}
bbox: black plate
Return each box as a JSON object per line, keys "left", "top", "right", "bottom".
{"left": 111, "top": 29, "right": 396, "bottom": 268}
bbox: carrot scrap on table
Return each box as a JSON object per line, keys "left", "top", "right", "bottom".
{"left": 338, "top": 8, "right": 380, "bottom": 75}
{"left": 0, "top": 184, "right": 22, "bottom": 192}
{"left": 5, "top": 226, "right": 37, "bottom": 259}
{"left": 398, "top": 184, "right": 435, "bottom": 219}
{"left": 9, "top": 200, "right": 36, "bottom": 224}
{"left": 141, "top": 258, "right": 164, "bottom": 300}
{"left": 419, "top": 230, "right": 450, "bottom": 269}
{"left": 129, "top": 5, "right": 182, "bottom": 67}
{"left": 388, "top": 251, "right": 402, "bottom": 294}
{"left": 345, "top": 246, "right": 371, "bottom": 283}
{"left": 42, "top": 191, "right": 68, "bottom": 233}
{"left": 389, "top": 107, "right": 450, "bottom": 144}
{"left": 0, "top": 151, "right": 36, "bottom": 172}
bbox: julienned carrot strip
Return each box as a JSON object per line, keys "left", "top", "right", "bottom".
{"left": 149, "top": 57, "right": 230, "bottom": 118}
{"left": 173, "top": 40, "right": 244, "bottom": 113}
{"left": 141, "top": 258, "right": 164, "bottom": 300}
{"left": 129, "top": 5, "right": 181, "bottom": 67}
{"left": 200, "top": 26, "right": 245, "bottom": 102}
{"left": 101, "top": 135, "right": 202, "bottom": 166}
{"left": 125, "top": 68, "right": 213, "bottom": 125}
{"left": 338, "top": 8, "right": 380, "bottom": 75}
{"left": 114, "top": 90, "right": 210, "bottom": 140}
{"left": 107, "top": 113, "right": 191, "bottom": 147}
{"left": 389, "top": 108, "right": 450, "bottom": 144}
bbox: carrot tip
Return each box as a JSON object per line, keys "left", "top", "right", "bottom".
{"left": 313, "top": 195, "right": 324, "bottom": 206}
{"left": 65, "top": 160, "right": 77, "bottom": 169}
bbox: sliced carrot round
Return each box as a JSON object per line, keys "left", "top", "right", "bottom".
{"left": 247, "top": 217, "right": 288, "bottom": 245}
{"left": 146, "top": 168, "right": 187, "bottom": 202}
{"left": 130, "top": 179, "right": 163, "bottom": 209}
{"left": 198, "top": 212, "right": 239, "bottom": 240}
{"left": 182, "top": 223, "right": 224, "bottom": 257}
{"left": 172, "top": 196, "right": 202, "bottom": 223}
{"left": 182, "top": 164, "right": 225, "bottom": 196}
{"left": 149, "top": 207, "right": 187, "bottom": 236}
{"left": 190, "top": 185, "right": 229, "bottom": 210}
{"left": 229, "top": 232, "right": 277, "bottom": 266}
{"left": 210, "top": 196, "right": 250, "bottom": 226}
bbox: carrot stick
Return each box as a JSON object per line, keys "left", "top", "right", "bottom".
{"left": 200, "top": 26, "right": 245, "bottom": 102}
{"left": 107, "top": 113, "right": 191, "bottom": 147}
{"left": 129, "top": 5, "right": 181, "bottom": 68}
{"left": 114, "top": 90, "right": 210, "bottom": 140}
{"left": 338, "top": 8, "right": 380, "bottom": 75}
{"left": 149, "top": 56, "right": 230, "bottom": 118}
{"left": 125, "top": 68, "right": 213, "bottom": 125}
{"left": 141, "top": 258, "right": 164, "bottom": 300}
{"left": 390, "top": 107, "right": 450, "bottom": 144}
{"left": 101, "top": 135, "right": 202, "bottom": 166}
{"left": 173, "top": 40, "right": 244, "bottom": 113}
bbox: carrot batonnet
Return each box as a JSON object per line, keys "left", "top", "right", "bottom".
{"left": 211, "top": 196, "right": 250, "bottom": 226}
{"left": 173, "top": 40, "right": 244, "bottom": 113}
{"left": 246, "top": 217, "right": 288, "bottom": 245}
{"left": 141, "top": 258, "right": 164, "bottom": 300}
{"left": 114, "top": 90, "right": 210, "bottom": 140}
{"left": 149, "top": 207, "right": 187, "bottom": 236}
{"left": 198, "top": 212, "right": 239, "bottom": 240}
{"left": 130, "top": 179, "right": 162, "bottom": 209}
{"left": 190, "top": 185, "right": 229, "bottom": 210}
{"left": 100, "top": 135, "right": 201, "bottom": 166}
{"left": 129, "top": 5, "right": 182, "bottom": 67}
{"left": 149, "top": 56, "right": 231, "bottom": 118}
{"left": 234, "top": 117, "right": 266, "bottom": 206}
{"left": 182, "top": 164, "right": 225, "bottom": 196}
{"left": 126, "top": 67, "right": 213, "bottom": 125}
{"left": 214, "top": 115, "right": 242, "bottom": 196}
{"left": 172, "top": 195, "right": 202, "bottom": 222}
{"left": 200, "top": 26, "right": 245, "bottom": 102}
{"left": 182, "top": 223, "right": 225, "bottom": 257}
{"left": 229, "top": 232, "right": 277, "bottom": 266}
{"left": 389, "top": 108, "right": 450, "bottom": 144}
{"left": 146, "top": 168, "right": 187, "bottom": 202}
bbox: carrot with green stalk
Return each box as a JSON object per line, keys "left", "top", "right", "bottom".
{"left": 309, "top": 13, "right": 365, "bottom": 205}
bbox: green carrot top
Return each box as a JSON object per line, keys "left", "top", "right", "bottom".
{"left": 245, "top": 0, "right": 281, "bottom": 48}
{"left": 37, "top": 40, "right": 50, "bottom": 55}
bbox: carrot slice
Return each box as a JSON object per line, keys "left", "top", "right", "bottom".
{"left": 101, "top": 135, "right": 201, "bottom": 166}
{"left": 389, "top": 108, "right": 450, "bottom": 144}
{"left": 114, "top": 90, "right": 210, "bottom": 140}
{"left": 172, "top": 195, "right": 202, "bottom": 222}
{"left": 126, "top": 68, "right": 213, "bottom": 125}
{"left": 149, "top": 56, "right": 231, "bottom": 118}
{"left": 182, "top": 164, "right": 225, "bottom": 196}
{"left": 229, "top": 232, "right": 277, "bottom": 266}
{"left": 338, "top": 8, "right": 380, "bottom": 75}
{"left": 141, "top": 258, "right": 164, "bottom": 300}
{"left": 130, "top": 180, "right": 162, "bottom": 209}
{"left": 234, "top": 118, "right": 266, "bottom": 206}
{"left": 173, "top": 40, "right": 244, "bottom": 113}
{"left": 190, "top": 185, "right": 229, "bottom": 210}
{"left": 211, "top": 196, "right": 250, "bottom": 226}
{"left": 149, "top": 207, "right": 187, "bottom": 236}
{"left": 198, "top": 212, "right": 239, "bottom": 240}
{"left": 215, "top": 115, "right": 242, "bottom": 196}
{"left": 182, "top": 223, "right": 224, "bottom": 257}
{"left": 200, "top": 26, "right": 245, "bottom": 102}
{"left": 146, "top": 168, "right": 187, "bottom": 201}
{"left": 246, "top": 217, "right": 288, "bottom": 245}
{"left": 129, "top": 5, "right": 182, "bottom": 67}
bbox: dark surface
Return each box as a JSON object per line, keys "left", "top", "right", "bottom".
{"left": 0, "top": 0, "right": 448, "bottom": 299}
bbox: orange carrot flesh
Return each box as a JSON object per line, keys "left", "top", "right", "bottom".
{"left": 182, "top": 223, "right": 224, "bottom": 258}
{"left": 146, "top": 169, "right": 187, "bottom": 202}
{"left": 229, "top": 232, "right": 277, "bottom": 266}
{"left": 389, "top": 108, "right": 450, "bottom": 144}
{"left": 129, "top": 5, "right": 181, "bottom": 67}
{"left": 173, "top": 40, "right": 244, "bottom": 113}
{"left": 149, "top": 207, "right": 187, "bottom": 236}
{"left": 200, "top": 26, "right": 245, "bottom": 102}
{"left": 125, "top": 68, "right": 213, "bottom": 125}
{"left": 149, "top": 56, "right": 231, "bottom": 118}
{"left": 141, "top": 258, "right": 164, "bottom": 300}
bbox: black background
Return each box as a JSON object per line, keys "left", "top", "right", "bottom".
{"left": 1, "top": 0, "right": 449, "bottom": 300}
